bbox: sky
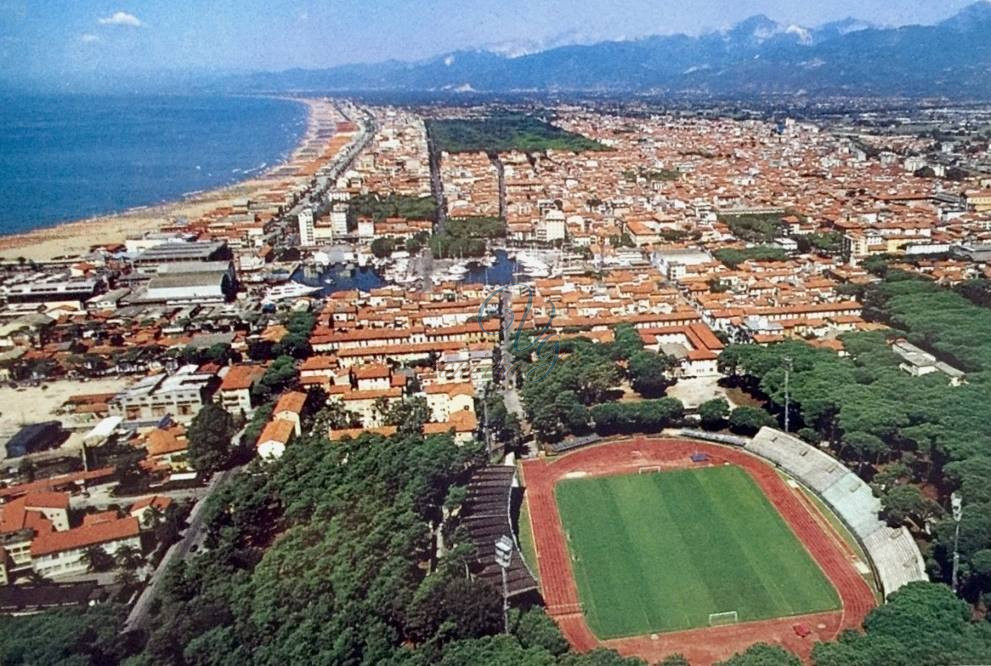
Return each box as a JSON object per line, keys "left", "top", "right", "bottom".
{"left": 0, "top": 0, "right": 981, "bottom": 85}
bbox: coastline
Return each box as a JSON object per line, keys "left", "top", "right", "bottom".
{"left": 0, "top": 96, "right": 336, "bottom": 262}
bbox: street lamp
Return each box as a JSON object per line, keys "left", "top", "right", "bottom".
{"left": 495, "top": 535, "right": 514, "bottom": 633}
{"left": 951, "top": 492, "right": 964, "bottom": 592}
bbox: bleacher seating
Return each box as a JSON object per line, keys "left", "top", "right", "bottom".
{"left": 461, "top": 465, "right": 539, "bottom": 598}
{"left": 746, "top": 427, "right": 927, "bottom": 597}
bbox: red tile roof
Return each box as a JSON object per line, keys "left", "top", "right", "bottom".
{"left": 24, "top": 492, "right": 71, "bottom": 510}
{"left": 328, "top": 426, "right": 397, "bottom": 441}
{"left": 352, "top": 364, "right": 391, "bottom": 380}
{"left": 257, "top": 419, "right": 295, "bottom": 446}
{"left": 0, "top": 497, "right": 54, "bottom": 536}
{"left": 423, "top": 410, "right": 478, "bottom": 434}
{"left": 274, "top": 391, "right": 307, "bottom": 415}
{"left": 129, "top": 495, "right": 174, "bottom": 513}
{"left": 219, "top": 364, "right": 266, "bottom": 391}
{"left": 31, "top": 517, "right": 140, "bottom": 557}
{"left": 82, "top": 511, "right": 119, "bottom": 527}
{"left": 0, "top": 468, "right": 116, "bottom": 500}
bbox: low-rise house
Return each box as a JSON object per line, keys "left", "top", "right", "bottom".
{"left": 423, "top": 410, "right": 478, "bottom": 444}
{"left": 273, "top": 391, "right": 307, "bottom": 436}
{"left": 639, "top": 323, "right": 725, "bottom": 377}
{"left": 217, "top": 364, "right": 266, "bottom": 415}
{"left": 129, "top": 496, "right": 174, "bottom": 529}
{"left": 257, "top": 418, "right": 296, "bottom": 460}
{"left": 327, "top": 386, "right": 403, "bottom": 426}
{"left": 423, "top": 383, "right": 475, "bottom": 423}
{"left": 142, "top": 425, "right": 190, "bottom": 472}
{"left": 351, "top": 364, "right": 392, "bottom": 390}
{"left": 30, "top": 517, "right": 141, "bottom": 578}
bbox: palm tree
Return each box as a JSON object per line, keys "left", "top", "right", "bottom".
{"left": 81, "top": 545, "right": 114, "bottom": 573}
{"left": 142, "top": 505, "right": 165, "bottom": 530}
{"left": 114, "top": 544, "right": 143, "bottom": 573}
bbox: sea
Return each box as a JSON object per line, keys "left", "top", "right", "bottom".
{"left": 0, "top": 94, "right": 308, "bottom": 235}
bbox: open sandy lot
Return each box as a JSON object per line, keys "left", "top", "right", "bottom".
{"left": 667, "top": 375, "right": 732, "bottom": 409}
{"left": 0, "top": 377, "right": 133, "bottom": 464}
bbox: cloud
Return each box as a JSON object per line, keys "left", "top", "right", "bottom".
{"left": 98, "top": 11, "right": 143, "bottom": 27}
{"left": 80, "top": 33, "right": 100, "bottom": 43}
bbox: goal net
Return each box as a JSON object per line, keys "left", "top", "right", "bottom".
{"left": 638, "top": 466, "right": 662, "bottom": 474}
{"left": 708, "top": 611, "right": 739, "bottom": 626}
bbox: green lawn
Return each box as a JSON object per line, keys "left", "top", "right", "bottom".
{"left": 555, "top": 465, "right": 840, "bottom": 638}
{"left": 517, "top": 494, "right": 540, "bottom": 584}
{"left": 428, "top": 115, "right": 609, "bottom": 153}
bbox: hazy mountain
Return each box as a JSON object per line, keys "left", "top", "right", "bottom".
{"left": 228, "top": 2, "right": 991, "bottom": 98}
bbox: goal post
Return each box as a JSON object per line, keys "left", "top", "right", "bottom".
{"left": 708, "top": 611, "right": 739, "bottom": 626}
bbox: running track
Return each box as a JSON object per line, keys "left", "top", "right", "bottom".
{"left": 520, "top": 438, "right": 876, "bottom": 665}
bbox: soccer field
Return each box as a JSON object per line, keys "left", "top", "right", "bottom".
{"left": 555, "top": 465, "right": 840, "bottom": 638}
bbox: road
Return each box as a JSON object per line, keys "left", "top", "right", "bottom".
{"left": 417, "top": 119, "right": 451, "bottom": 292}
{"left": 426, "top": 122, "right": 447, "bottom": 234}
{"left": 269, "top": 102, "right": 379, "bottom": 248}
{"left": 490, "top": 153, "right": 507, "bottom": 221}
{"left": 498, "top": 287, "right": 528, "bottom": 427}
{"left": 415, "top": 249, "right": 434, "bottom": 291}
{"left": 70, "top": 485, "right": 209, "bottom": 511}
{"left": 122, "top": 464, "right": 241, "bottom": 634}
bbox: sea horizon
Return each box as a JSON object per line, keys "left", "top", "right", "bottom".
{"left": 0, "top": 93, "right": 309, "bottom": 236}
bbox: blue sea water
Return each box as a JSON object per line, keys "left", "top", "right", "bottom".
{"left": 0, "top": 95, "right": 308, "bottom": 234}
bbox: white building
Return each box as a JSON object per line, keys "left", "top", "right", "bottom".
{"left": 298, "top": 208, "right": 316, "bottom": 247}
{"left": 357, "top": 218, "right": 375, "bottom": 240}
{"left": 109, "top": 365, "right": 216, "bottom": 424}
{"left": 257, "top": 419, "right": 295, "bottom": 460}
{"left": 30, "top": 518, "right": 141, "bottom": 579}
{"left": 331, "top": 205, "right": 349, "bottom": 236}
{"left": 536, "top": 209, "right": 566, "bottom": 243}
{"left": 143, "top": 261, "right": 237, "bottom": 304}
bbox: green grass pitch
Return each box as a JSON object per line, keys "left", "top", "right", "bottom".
{"left": 555, "top": 465, "right": 840, "bottom": 638}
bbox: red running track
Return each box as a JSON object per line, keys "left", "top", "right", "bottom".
{"left": 520, "top": 438, "right": 876, "bottom": 665}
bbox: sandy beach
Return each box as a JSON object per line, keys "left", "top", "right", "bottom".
{"left": 0, "top": 97, "right": 344, "bottom": 263}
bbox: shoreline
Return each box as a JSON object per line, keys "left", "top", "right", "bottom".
{"left": 0, "top": 96, "right": 336, "bottom": 262}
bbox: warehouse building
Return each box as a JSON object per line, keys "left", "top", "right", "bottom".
{"left": 133, "top": 241, "right": 231, "bottom": 273}
{"left": 4, "top": 422, "right": 66, "bottom": 459}
{"left": 108, "top": 365, "right": 217, "bottom": 424}
{"left": 139, "top": 261, "right": 237, "bottom": 304}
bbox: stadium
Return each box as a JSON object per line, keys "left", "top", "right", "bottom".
{"left": 518, "top": 430, "right": 927, "bottom": 664}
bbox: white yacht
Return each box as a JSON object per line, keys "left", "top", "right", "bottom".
{"left": 516, "top": 251, "right": 550, "bottom": 277}
{"left": 446, "top": 262, "right": 470, "bottom": 279}
{"left": 262, "top": 281, "right": 322, "bottom": 302}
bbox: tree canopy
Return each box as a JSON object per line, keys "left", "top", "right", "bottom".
{"left": 720, "top": 274, "right": 991, "bottom": 606}
{"left": 187, "top": 403, "right": 237, "bottom": 474}
{"left": 127, "top": 428, "right": 652, "bottom": 665}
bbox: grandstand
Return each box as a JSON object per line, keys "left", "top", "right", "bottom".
{"left": 547, "top": 433, "right": 602, "bottom": 454}
{"left": 678, "top": 429, "right": 749, "bottom": 447}
{"left": 863, "top": 526, "right": 931, "bottom": 594}
{"left": 461, "top": 465, "right": 539, "bottom": 598}
{"left": 747, "top": 428, "right": 927, "bottom": 597}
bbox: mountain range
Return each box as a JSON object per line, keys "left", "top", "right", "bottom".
{"left": 231, "top": 3, "right": 991, "bottom": 98}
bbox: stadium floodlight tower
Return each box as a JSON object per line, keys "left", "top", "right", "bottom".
{"left": 783, "top": 355, "right": 793, "bottom": 433}
{"left": 495, "top": 535, "right": 514, "bottom": 633}
{"left": 951, "top": 492, "right": 964, "bottom": 591}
